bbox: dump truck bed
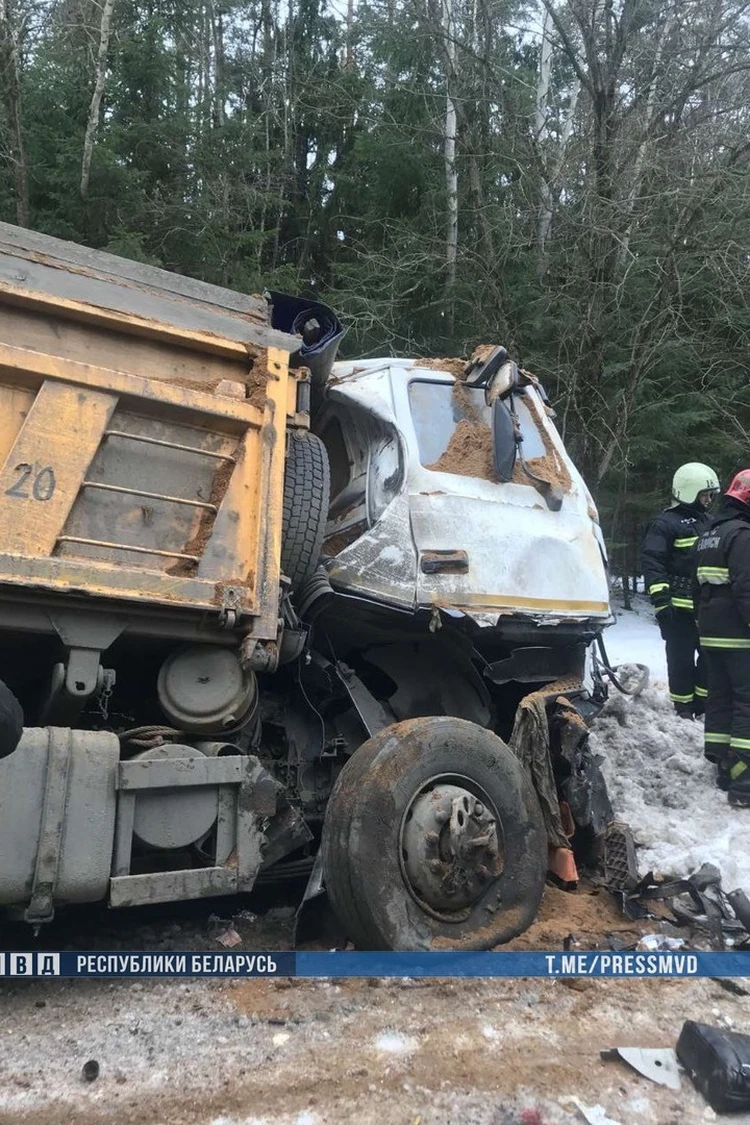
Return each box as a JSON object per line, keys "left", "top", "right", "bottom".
{"left": 0, "top": 224, "right": 303, "bottom": 639}
{"left": 0, "top": 222, "right": 295, "bottom": 350}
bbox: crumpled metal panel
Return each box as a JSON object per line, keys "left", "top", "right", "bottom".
{"left": 320, "top": 360, "right": 611, "bottom": 629}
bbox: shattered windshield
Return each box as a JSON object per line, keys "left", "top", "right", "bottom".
{"left": 409, "top": 381, "right": 545, "bottom": 479}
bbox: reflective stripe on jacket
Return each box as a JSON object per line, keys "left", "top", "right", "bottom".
{"left": 694, "top": 501, "right": 750, "bottom": 646}
{"left": 641, "top": 503, "right": 711, "bottom": 612}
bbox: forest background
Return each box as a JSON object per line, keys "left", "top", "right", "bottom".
{"left": 0, "top": 0, "right": 748, "bottom": 591}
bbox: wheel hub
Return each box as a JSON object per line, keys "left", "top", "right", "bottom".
{"left": 401, "top": 782, "right": 504, "bottom": 914}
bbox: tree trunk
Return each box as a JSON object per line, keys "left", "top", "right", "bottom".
{"left": 534, "top": 9, "right": 552, "bottom": 140}
{"left": 621, "top": 567, "right": 632, "bottom": 609}
{"left": 0, "top": 0, "right": 28, "bottom": 225}
{"left": 441, "top": 0, "right": 457, "bottom": 327}
{"left": 210, "top": 1, "right": 225, "bottom": 127}
{"left": 80, "top": 0, "right": 116, "bottom": 199}
{"left": 344, "top": 0, "right": 354, "bottom": 69}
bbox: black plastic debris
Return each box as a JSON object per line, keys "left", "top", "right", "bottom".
{"left": 677, "top": 1021, "right": 750, "bottom": 1113}
{"left": 603, "top": 822, "right": 640, "bottom": 893}
{"left": 265, "top": 291, "right": 345, "bottom": 387}
{"left": 81, "top": 1059, "right": 99, "bottom": 1083}
{"left": 611, "top": 863, "right": 750, "bottom": 947}
{"left": 727, "top": 889, "right": 750, "bottom": 933}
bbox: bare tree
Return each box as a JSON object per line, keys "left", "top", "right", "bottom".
{"left": 210, "top": 0, "right": 226, "bottom": 127}
{"left": 80, "top": 0, "right": 115, "bottom": 199}
{"left": 344, "top": 0, "right": 355, "bottom": 69}
{"left": 441, "top": 0, "right": 458, "bottom": 320}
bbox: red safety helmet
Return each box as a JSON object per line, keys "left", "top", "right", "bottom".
{"left": 726, "top": 470, "right": 750, "bottom": 507}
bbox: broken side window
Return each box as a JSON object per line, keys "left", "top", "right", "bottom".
{"left": 511, "top": 396, "right": 546, "bottom": 460}
{"left": 408, "top": 381, "right": 545, "bottom": 478}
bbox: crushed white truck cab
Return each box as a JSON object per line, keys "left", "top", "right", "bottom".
{"left": 317, "top": 355, "right": 611, "bottom": 631}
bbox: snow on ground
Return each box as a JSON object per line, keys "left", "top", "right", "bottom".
{"left": 601, "top": 594, "right": 668, "bottom": 685}
{"left": 593, "top": 594, "right": 750, "bottom": 893}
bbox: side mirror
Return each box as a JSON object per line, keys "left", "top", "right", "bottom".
{"left": 464, "top": 346, "right": 508, "bottom": 388}
{"left": 486, "top": 361, "right": 520, "bottom": 405}
{"left": 491, "top": 399, "right": 517, "bottom": 482}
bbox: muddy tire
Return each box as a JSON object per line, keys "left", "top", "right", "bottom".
{"left": 321, "top": 716, "right": 547, "bottom": 951}
{"left": 281, "top": 431, "right": 330, "bottom": 592}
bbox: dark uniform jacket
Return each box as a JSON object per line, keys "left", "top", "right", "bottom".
{"left": 642, "top": 503, "right": 712, "bottom": 613}
{"left": 693, "top": 499, "right": 750, "bottom": 648}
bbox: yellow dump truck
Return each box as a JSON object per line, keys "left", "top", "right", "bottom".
{"left": 0, "top": 223, "right": 625, "bottom": 950}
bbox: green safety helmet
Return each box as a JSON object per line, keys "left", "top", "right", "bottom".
{"left": 672, "top": 462, "right": 720, "bottom": 505}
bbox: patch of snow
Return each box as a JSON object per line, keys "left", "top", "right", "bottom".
{"left": 211, "top": 1119, "right": 270, "bottom": 1125}
{"left": 625, "top": 1097, "right": 654, "bottom": 1116}
{"left": 603, "top": 596, "right": 667, "bottom": 685}
{"left": 590, "top": 593, "right": 750, "bottom": 892}
{"left": 593, "top": 686, "right": 750, "bottom": 892}
{"left": 564, "top": 1097, "right": 621, "bottom": 1125}
{"left": 373, "top": 1032, "right": 418, "bottom": 1055}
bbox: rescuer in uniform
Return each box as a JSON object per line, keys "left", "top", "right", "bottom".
{"left": 642, "top": 463, "right": 720, "bottom": 718}
{"left": 694, "top": 469, "right": 750, "bottom": 801}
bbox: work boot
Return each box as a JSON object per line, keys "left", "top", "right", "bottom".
{"left": 674, "top": 703, "right": 694, "bottom": 720}
{"left": 727, "top": 757, "right": 750, "bottom": 807}
{"left": 716, "top": 759, "right": 732, "bottom": 792}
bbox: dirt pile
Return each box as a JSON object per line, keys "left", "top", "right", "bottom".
{"left": 426, "top": 419, "right": 497, "bottom": 481}
{"left": 512, "top": 423, "right": 571, "bottom": 493}
{"left": 503, "top": 881, "right": 651, "bottom": 951}
{"left": 417, "top": 356, "right": 467, "bottom": 379}
{"left": 426, "top": 372, "right": 498, "bottom": 481}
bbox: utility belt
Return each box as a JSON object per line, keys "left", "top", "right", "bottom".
{"left": 670, "top": 575, "right": 693, "bottom": 596}
{"left": 668, "top": 574, "right": 694, "bottom": 611}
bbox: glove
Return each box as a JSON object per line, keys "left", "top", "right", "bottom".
{"left": 655, "top": 603, "right": 674, "bottom": 639}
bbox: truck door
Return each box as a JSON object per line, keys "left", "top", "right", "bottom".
{"left": 403, "top": 376, "right": 609, "bottom": 622}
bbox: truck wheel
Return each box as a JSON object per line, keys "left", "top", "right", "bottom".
{"left": 281, "top": 431, "right": 330, "bottom": 591}
{"left": 321, "top": 716, "right": 547, "bottom": 951}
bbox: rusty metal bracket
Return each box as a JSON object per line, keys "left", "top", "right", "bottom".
{"left": 332, "top": 661, "right": 395, "bottom": 738}
{"left": 241, "top": 636, "right": 281, "bottom": 674}
{"left": 217, "top": 585, "right": 244, "bottom": 629}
